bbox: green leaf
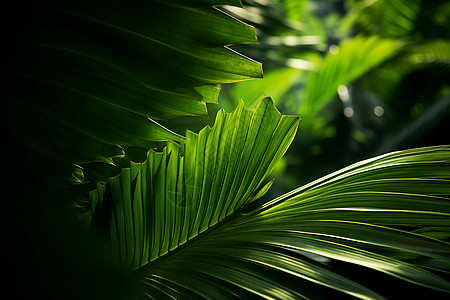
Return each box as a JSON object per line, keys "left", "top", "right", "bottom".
{"left": 404, "top": 40, "right": 450, "bottom": 68}
{"left": 89, "top": 97, "right": 450, "bottom": 298}
{"left": 250, "top": 179, "right": 275, "bottom": 203}
{"left": 240, "top": 146, "right": 450, "bottom": 289}
{"left": 302, "top": 35, "right": 404, "bottom": 115}
{"left": 5, "top": 0, "right": 262, "bottom": 165}
{"left": 89, "top": 97, "right": 300, "bottom": 269}
{"left": 219, "top": 67, "right": 304, "bottom": 111}
{"left": 343, "top": 0, "right": 422, "bottom": 38}
{"left": 414, "top": 227, "right": 450, "bottom": 243}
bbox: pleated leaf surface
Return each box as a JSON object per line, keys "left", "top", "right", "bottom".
{"left": 90, "top": 97, "right": 450, "bottom": 298}
{"left": 89, "top": 97, "right": 300, "bottom": 270}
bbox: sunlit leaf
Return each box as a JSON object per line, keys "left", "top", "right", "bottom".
{"left": 89, "top": 97, "right": 300, "bottom": 270}
{"left": 302, "top": 35, "right": 404, "bottom": 115}
{"left": 89, "top": 102, "right": 450, "bottom": 298}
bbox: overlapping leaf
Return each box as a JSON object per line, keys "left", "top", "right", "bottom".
{"left": 89, "top": 95, "right": 449, "bottom": 298}
{"left": 215, "top": 146, "right": 450, "bottom": 296}
{"left": 4, "top": 0, "right": 262, "bottom": 164}
{"left": 139, "top": 145, "right": 450, "bottom": 299}
{"left": 89, "top": 97, "right": 300, "bottom": 270}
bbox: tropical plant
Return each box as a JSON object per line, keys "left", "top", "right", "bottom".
{"left": 88, "top": 99, "right": 450, "bottom": 299}
{"left": 218, "top": 0, "right": 450, "bottom": 190}
{"left": 2, "top": 0, "right": 449, "bottom": 299}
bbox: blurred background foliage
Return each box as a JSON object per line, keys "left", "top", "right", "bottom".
{"left": 213, "top": 0, "right": 450, "bottom": 197}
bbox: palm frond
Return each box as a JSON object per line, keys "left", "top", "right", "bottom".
{"left": 151, "top": 145, "right": 450, "bottom": 299}
{"left": 4, "top": 0, "right": 262, "bottom": 165}
{"left": 344, "top": 0, "right": 421, "bottom": 38}
{"left": 89, "top": 97, "right": 300, "bottom": 270}
{"left": 303, "top": 35, "right": 404, "bottom": 115}
{"left": 89, "top": 97, "right": 450, "bottom": 298}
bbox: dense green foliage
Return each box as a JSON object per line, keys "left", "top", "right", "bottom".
{"left": 220, "top": 0, "right": 450, "bottom": 191}
{"left": 2, "top": 0, "right": 449, "bottom": 299}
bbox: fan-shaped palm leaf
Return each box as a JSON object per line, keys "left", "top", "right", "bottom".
{"left": 88, "top": 97, "right": 300, "bottom": 268}
{"left": 89, "top": 97, "right": 450, "bottom": 299}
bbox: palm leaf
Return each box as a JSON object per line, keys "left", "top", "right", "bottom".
{"left": 402, "top": 40, "right": 450, "bottom": 70}
{"left": 302, "top": 35, "right": 404, "bottom": 115}
{"left": 344, "top": 0, "right": 422, "bottom": 38}
{"left": 4, "top": 0, "right": 262, "bottom": 165}
{"left": 89, "top": 97, "right": 450, "bottom": 298}
{"left": 219, "top": 67, "right": 304, "bottom": 111}
{"left": 89, "top": 97, "right": 300, "bottom": 269}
